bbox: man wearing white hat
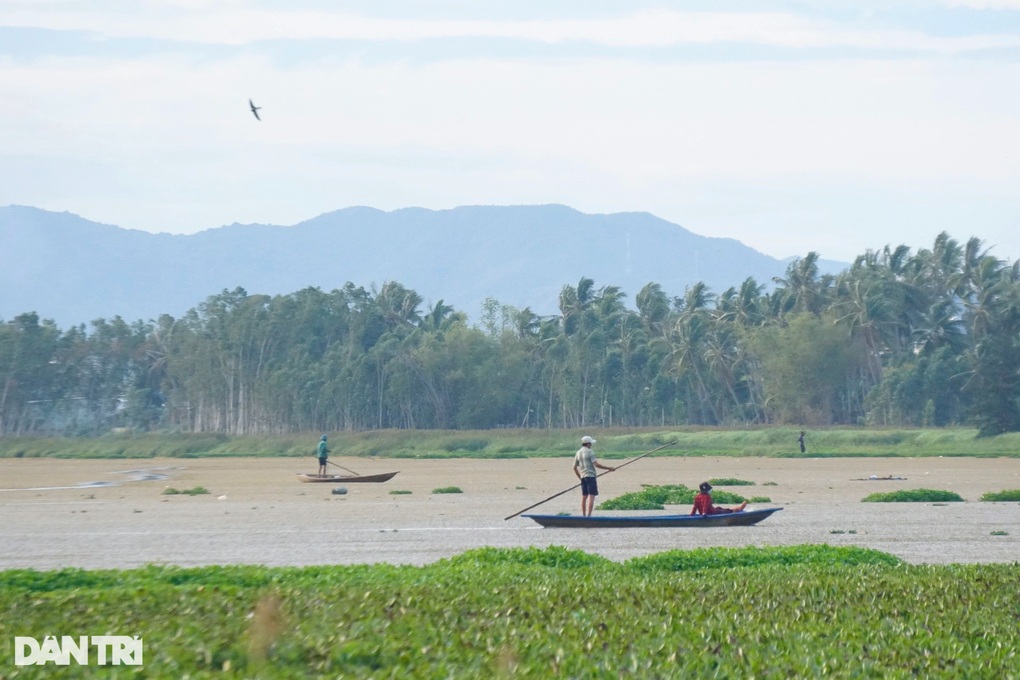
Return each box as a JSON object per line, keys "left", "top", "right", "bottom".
{"left": 573, "top": 435, "right": 616, "bottom": 517}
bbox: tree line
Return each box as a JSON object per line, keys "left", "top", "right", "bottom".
{"left": 2, "top": 232, "right": 1019, "bottom": 437}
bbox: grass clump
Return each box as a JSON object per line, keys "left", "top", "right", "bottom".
{"left": 388, "top": 490, "right": 412, "bottom": 495}
{"left": 162, "top": 486, "right": 210, "bottom": 496}
{"left": 440, "top": 546, "right": 613, "bottom": 570}
{"left": 625, "top": 545, "right": 902, "bottom": 574}
{"left": 600, "top": 484, "right": 745, "bottom": 510}
{"left": 708, "top": 477, "right": 755, "bottom": 486}
{"left": 980, "top": 489, "right": 1020, "bottom": 502}
{"left": 439, "top": 437, "right": 489, "bottom": 453}
{"left": 431, "top": 486, "right": 463, "bottom": 494}
{"left": 748, "top": 496, "right": 772, "bottom": 503}
{"left": 862, "top": 488, "right": 965, "bottom": 503}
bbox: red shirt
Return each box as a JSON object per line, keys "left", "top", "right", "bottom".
{"left": 691, "top": 492, "right": 716, "bottom": 515}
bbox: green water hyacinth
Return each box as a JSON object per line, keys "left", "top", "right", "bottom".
{"left": 862, "top": 488, "right": 965, "bottom": 502}
{"left": 600, "top": 484, "right": 745, "bottom": 510}
{"left": 980, "top": 489, "right": 1020, "bottom": 502}
{"left": 2, "top": 548, "right": 1019, "bottom": 678}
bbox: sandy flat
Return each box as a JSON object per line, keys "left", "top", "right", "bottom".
{"left": 1, "top": 456, "right": 1018, "bottom": 569}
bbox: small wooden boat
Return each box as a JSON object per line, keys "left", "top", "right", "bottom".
{"left": 522, "top": 507, "right": 782, "bottom": 528}
{"left": 295, "top": 471, "right": 399, "bottom": 483}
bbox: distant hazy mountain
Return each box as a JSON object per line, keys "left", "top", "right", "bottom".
{"left": 0, "top": 204, "right": 848, "bottom": 327}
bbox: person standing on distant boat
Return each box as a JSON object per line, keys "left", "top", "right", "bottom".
{"left": 317, "top": 435, "right": 329, "bottom": 477}
{"left": 798, "top": 430, "right": 806, "bottom": 454}
{"left": 691, "top": 481, "right": 746, "bottom": 516}
{"left": 573, "top": 435, "right": 616, "bottom": 517}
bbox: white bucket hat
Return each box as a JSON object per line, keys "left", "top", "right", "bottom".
{"left": 581, "top": 435, "right": 596, "bottom": 445}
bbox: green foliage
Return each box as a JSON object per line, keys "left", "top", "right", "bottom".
{"left": 162, "top": 486, "right": 210, "bottom": 496}
{"left": 708, "top": 477, "right": 755, "bottom": 486}
{"left": 599, "top": 484, "right": 745, "bottom": 510}
{"left": 439, "top": 437, "right": 489, "bottom": 452}
{"left": 980, "top": 489, "right": 1020, "bottom": 502}
{"left": 431, "top": 486, "right": 463, "bottom": 494}
{"left": 8, "top": 548, "right": 1020, "bottom": 678}
{"left": 439, "top": 546, "right": 613, "bottom": 570}
{"left": 748, "top": 496, "right": 771, "bottom": 503}
{"left": 6, "top": 230, "right": 1020, "bottom": 437}
{"left": 862, "top": 488, "right": 966, "bottom": 503}
{"left": 990, "top": 530, "right": 1008, "bottom": 536}
{"left": 5, "top": 427, "right": 1020, "bottom": 460}
{"left": 388, "top": 489, "right": 412, "bottom": 495}
{"left": 626, "top": 545, "right": 902, "bottom": 573}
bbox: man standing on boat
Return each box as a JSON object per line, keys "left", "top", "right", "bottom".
{"left": 317, "top": 435, "right": 329, "bottom": 477}
{"left": 573, "top": 435, "right": 616, "bottom": 517}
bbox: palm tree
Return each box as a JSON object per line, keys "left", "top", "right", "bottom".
{"left": 773, "top": 252, "right": 831, "bottom": 315}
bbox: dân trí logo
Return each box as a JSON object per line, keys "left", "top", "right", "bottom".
{"left": 14, "top": 635, "right": 143, "bottom": 666}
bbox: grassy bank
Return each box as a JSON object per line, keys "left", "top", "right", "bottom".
{"left": 2, "top": 427, "right": 1020, "bottom": 460}
{"left": 1, "top": 546, "right": 1017, "bottom": 678}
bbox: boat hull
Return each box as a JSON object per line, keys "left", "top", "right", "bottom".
{"left": 295, "top": 472, "right": 399, "bottom": 483}
{"left": 522, "top": 507, "right": 781, "bottom": 528}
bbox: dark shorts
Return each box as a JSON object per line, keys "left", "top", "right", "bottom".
{"left": 318, "top": 457, "right": 327, "bottom": 466}
{"left": 580, "top": 477, "right": 599, "bottom": 496}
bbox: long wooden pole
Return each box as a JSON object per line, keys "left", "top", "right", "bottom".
{"left": 328, "top": 460, "right": 361, "bottom": 476}
{"left": 503, "top": 440, "right": 678, "bottom": 521}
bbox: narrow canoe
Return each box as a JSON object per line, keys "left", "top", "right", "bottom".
{"left": 522, "top": 507, "right": 782, "bottom": 528}
{"left": 295, "top": 472, "right": 399, "bottom": 483}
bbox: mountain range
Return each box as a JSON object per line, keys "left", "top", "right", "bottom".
{"left": 0, "top": 204, "right": 848, "bottom": 328}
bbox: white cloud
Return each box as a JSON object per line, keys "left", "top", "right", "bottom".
{"left": 2, "top": 6, "right": 1019, "bottom": 54}
{"left": 3, "top": 3, "right": 1020, "bottom": 262}
{"left": 943, "top": 0, "right": 1020, "bottom": 8}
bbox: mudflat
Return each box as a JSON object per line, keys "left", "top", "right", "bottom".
{"left": 1, "top": 456, "right": 1018, "bottom": 569}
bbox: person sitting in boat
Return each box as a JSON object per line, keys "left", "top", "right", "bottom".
{"left": 317, "top": 435, "right": 329, "bottom": 476}
{"left": 691, "top": 481, "right": 746, "bottom": 516}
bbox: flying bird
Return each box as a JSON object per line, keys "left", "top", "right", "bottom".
{"left": 249, "top": 98, "right": 261, "bottom": 121}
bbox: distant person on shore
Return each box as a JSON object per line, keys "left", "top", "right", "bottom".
{"left": 317, "top": 435, "right": 329, "bottom": 476}
{"left": 691, "top": 482, "right": 746, "bottom": 516}
{"left": 798, "top": 430, "right": 806, "bottom": 454}
{"left": 573, "top": 435, "right": 616, "bottom": 517}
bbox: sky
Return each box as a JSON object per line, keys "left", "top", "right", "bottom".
{"left": 3, "top": 1, "right": 1020, "bottom": 263}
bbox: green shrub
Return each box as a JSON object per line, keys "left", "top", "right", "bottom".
{"left": 440, "top": 546, "right": 613, "bottom": 570}
{"left": 980, "top": 489, "right": 1020, "bottom": 502}
{"left": 389, "top": 490, "right": 412, "bottom": 495}
{"left": 432, "top": 486, "right": 463, "bottom": 494}
{"left": 708, "top": 477, "right": 755, "bottom": 486}
{"left": 748, "top": 496, "right": 771, "bottom": 503}
{"left": 862, "top": 489, "right": 965, "bottom": 503}
{"left": 626, "top": 545, "right": 902, "bottom": 573}
{"left": 162, "top": 486, "right": 209, "bottom": 496}
{"left": 600, "top": 484, "right": 745, "bottom": 510}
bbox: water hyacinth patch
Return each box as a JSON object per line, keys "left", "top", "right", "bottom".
{"left": 980, "top": 489, "right": 1020, "bottom": 502}
{"left": 162, "top": 486, "right": 210, "bottom": 496}
{"left": 599, "top": 484, "right": 745, "bottom": 510}
{"left": 2, "top": 547, "right": 1019, "bottom": 678}
{"left": 861, "top": 489, "right": 965, "bottom": 503}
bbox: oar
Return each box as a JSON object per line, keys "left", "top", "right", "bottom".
{"left": 503, "top": 440, "right": 678, "bottom": 521}
{"left": 327, "top": 460, "right": 361, "bottom": 476}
